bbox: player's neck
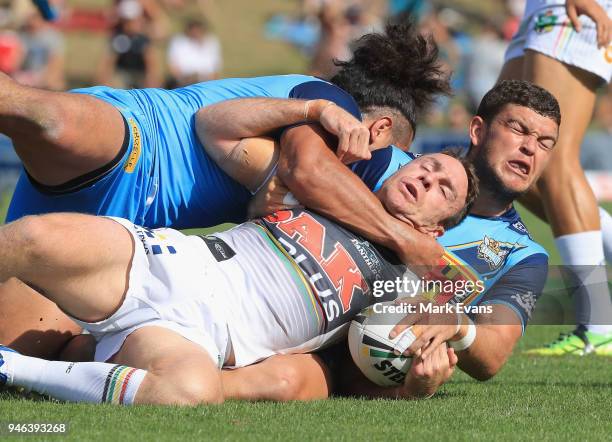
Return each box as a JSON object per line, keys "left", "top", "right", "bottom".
{"left": 469, "top": 188, "right": 513, "bottom": 217}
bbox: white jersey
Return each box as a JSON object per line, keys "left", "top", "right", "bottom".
{"left": 505, "top": 0, "right": 612, "bottom": 82}
{"left": 78, "top": 212, "right": 404, "bottom": 367}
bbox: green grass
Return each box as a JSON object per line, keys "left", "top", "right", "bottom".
{"left": 1, "top": 327, "right": 610, "bottom": 441}
{"left": 2, "top": 193, "right": 611, "bottom": 440}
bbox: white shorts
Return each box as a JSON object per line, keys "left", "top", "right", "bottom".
{"left": 505, "top": 0, "right": 612, "bottom": 82}
{"left": 71, "top": 217, "right": 231, "bottom": 368}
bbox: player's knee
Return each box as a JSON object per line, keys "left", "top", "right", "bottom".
{"left": 270, "top": 364, "right": 305, "bottom": 402}
{"left": 10, "top": 215, "right": 53, "bottom": 260}
{"left": 10, "top": 214, "right": 73, "bottom": 264}
{"left": 173, "top": 373, "right": 224, "bottom": 406}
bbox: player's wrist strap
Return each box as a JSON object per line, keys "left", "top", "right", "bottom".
{"left": 449, "top": 316, "right": 476, "bottom": 352}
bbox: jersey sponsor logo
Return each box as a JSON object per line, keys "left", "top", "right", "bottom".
{"left": 198, "top": 235, "right": 236, "bottom": 262}
{"left": 511, "top": 291, "right": 536, "bottom": 319}
{"left": 511, "top": 220, "right": 528, "bottom": 235}
{"left": 134, "top": 225, "right": 177, "bottom": 256}
{"left": 534, "top": 10, "right": 558, "bottom": 33}
{"left": 124, "top": 118, "right": 141, "bottom": 173}
{"left": 351, "top": 238, "right": 384, "bottom": 280}
{"left": 265, "top": 210, "right": 367, "bottom": 314}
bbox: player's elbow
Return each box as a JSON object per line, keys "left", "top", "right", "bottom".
{"left": 467, "top": 359, "right": 505, "bottom": 381}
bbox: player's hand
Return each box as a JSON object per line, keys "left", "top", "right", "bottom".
{"left": 393, "top": 230, "right": 445, "bottom": 277}
{"left": 388, "top": 299, "right": 460, "bottom": 359}
{"left": 566, "top": 0, "right": 611, "bottom": 48}
{"left": 315, "top": 101, "right": 372, "bottom": 164}
{"left": 402, "top": 344, "right": 457, "bottom": 398}
{"left": 247, "top": 175, "right": 301, "bottom": 219}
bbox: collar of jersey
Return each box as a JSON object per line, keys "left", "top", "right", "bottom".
{"left": 468, "top": 205, "right": 519, "bottom": 223}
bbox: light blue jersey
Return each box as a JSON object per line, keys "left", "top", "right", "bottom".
{"left": 7, "top": 75, "right": 361, "bottom": 229}
{"left": 352, "top": 147, "right": 548, "bottom": 330}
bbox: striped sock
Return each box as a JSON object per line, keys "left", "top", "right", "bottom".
{"left": 1, "top": 351, "right": 146, "bottom": 405}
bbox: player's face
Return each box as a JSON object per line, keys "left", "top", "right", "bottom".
{"left": 471, "top": 104, "right": 558, "bottom": 200}
{"left": 376, "top": 153, "right": 468, "bottom": 235}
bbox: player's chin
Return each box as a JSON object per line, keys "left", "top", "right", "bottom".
{"left": 501, "top": 170, "right": 531, "bottom": 190}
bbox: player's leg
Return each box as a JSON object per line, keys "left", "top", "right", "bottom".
{"left": 222, "top": 353, "right": 331, "bottom": 401}
{"left": 523, "top": 50, "right": 601, "bottom": 237}
{"left": 521, "top": 50, "right": 612, "bottom": 354}
{"left": 110, "top": 326, "right": 224, "bottom": 405}
{"left": 0, "top": 327, "right": 223, "bottom": 405}
{"left": 0, "top": 213, "right": 133, "bottom": 322}
{"left": 0, "top": 72, "right": 125, "bottom": 186}
{"left": 0, "top": 278, "right": 81, "bottom": 358}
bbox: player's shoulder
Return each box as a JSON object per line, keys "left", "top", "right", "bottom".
{"left": 351, "top": 146, "right": 415, "bottom": 191}
{"left": 466, "top": 207, "right": 547, "bottom": 262}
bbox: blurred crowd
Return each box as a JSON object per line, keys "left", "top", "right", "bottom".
{"left": 0, "top": 0, "right": 610, "bottom": 136}
{"left": 0, "top": 0, "right": 221, "bottom": 90}
{"left": 267, "top": 0, "right": 612, "bottom": 135}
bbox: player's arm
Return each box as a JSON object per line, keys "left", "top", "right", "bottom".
{"left": 454, "top": 307, "right": 522, "bottom": 381}
{"left": 221, "top": 353, "right": 332, "bottom": 401}
{"left": 277, "top": 123, "right": 444, "bottom": 269}
{"left": 195, "top": 97, "right": 370, "bottom": 190}
{"left": 454, "top": 259, "right": 547, "bottom": 380}
{"left": 392, "top": 257, "right": 547, "bottom": 380}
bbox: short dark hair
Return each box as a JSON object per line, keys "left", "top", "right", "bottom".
{"left": 438, "top": 149, "right": 479, "bottom": 230}
{"left": 476, "top": 80, "right": 561, "bottom": 127}
{"left": 330, "top": 21, "right": 450, "bottom": 139}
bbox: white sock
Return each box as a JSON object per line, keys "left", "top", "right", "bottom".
{"left": 1, "top": 351, "right": 146, "bottom": 405}
{"left": 598, "top": 207, "right": 612, "bottom": 263}
{"left": 555, "top": 231, "right": 612, "bottom": 335}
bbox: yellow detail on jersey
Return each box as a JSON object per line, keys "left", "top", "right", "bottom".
{"left": 124, "top": 119, "right": 142, "bottom": 173}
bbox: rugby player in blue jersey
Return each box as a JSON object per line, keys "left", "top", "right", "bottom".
{"left": 0, "top": 22, "right": 451, "bottom": 359}
{"left": 203, "top": 80, "right": 561, "bottom": 399}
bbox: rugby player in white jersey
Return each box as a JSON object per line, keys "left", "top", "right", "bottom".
{"left": 0, "top": 151, "right": 476, "bottom": 405}
{"left": 203, "top": 80, "right": 560, "bottom": 399}
{"left": 499, "top": 0, "right": 612, "bottom": 354}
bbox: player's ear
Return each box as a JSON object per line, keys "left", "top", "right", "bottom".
{"left": 368, "top": 116, "right": 393, "bottom": 149}
{"left": 469, "top": 116, "right": 486, "bottom": 149}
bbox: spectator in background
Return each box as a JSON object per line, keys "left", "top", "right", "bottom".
{"left": 97, "top": 0, "right": 161, "bottom": 88}
{"left": 167, "top": 18, "right": 222, "bottom": 87}
{"left": 13, "top": 9, "right": 65, "bottom": 90}
{"left": 0, "top": 31, "right": 23, "bottom": 77}
{"left": 309, "top": 0, "right": 383, "bottom": 79}
{"left": 309, "top": 1, "right": 352, "bottom": 78}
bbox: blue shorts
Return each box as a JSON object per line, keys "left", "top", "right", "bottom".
{"left": 6, "top": 75, "right": 359, "bottom": 228}
{"left": 6, "top": 85, "right": 250, "bottom": 228}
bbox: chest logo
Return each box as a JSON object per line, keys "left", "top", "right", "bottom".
{"left": 477, "top": 236, "right": 512, "bottom": 270}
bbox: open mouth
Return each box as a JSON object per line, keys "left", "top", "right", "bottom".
{"left": 508, "top": 159, "right": 530, "bottom": 177}
{"left": 401, "top": 181, "right": 419, "bottom": 202}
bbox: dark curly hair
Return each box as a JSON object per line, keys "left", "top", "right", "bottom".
{"left": 476, "top": 80, "right": 561, "bottom": 126}
{"left": 330, "top": 21, "right": 450, "bottom": 139}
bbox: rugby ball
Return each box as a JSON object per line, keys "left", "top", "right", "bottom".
{"left": 348, "top": 302, "right": 415, "bottom": 387}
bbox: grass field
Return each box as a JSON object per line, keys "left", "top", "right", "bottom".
{"left": 1, "top": 193, "right": 611, "bottom": 441}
